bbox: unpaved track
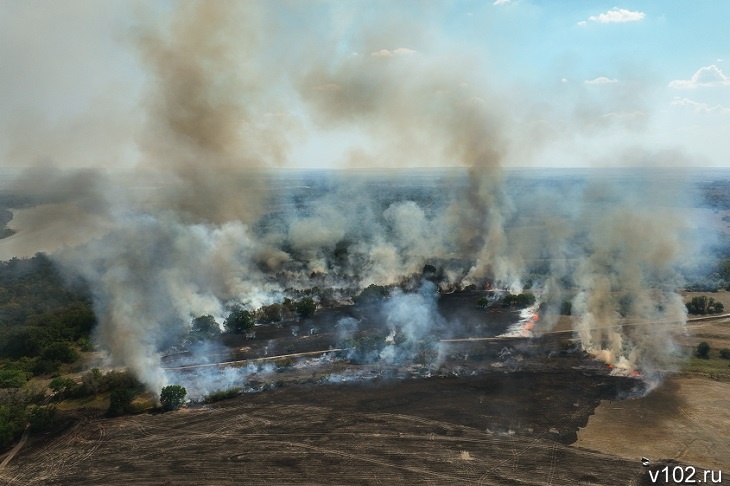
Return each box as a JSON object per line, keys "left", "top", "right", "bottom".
{"left": 0, "top": 427, "right": 28, "bottom": 470}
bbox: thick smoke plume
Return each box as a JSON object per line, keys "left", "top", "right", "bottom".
{"left": 0, "top": 2, "right": 693, "bottom": 394}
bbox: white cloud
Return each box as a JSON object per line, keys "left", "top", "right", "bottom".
{"left": 671, "top": 97, "right": 730, "bottom": 115}
{"left": 370, "top": 48, "right": 416, "bottom": 58}
{"left": 580, "top": 8, "right": 645, "bottom": 25}
{"left": 585, "top": 77, "right": 619, "bottom": 85}
{"left": 668, "top": 65, "right": 730, "bottom": 89}
{"left": 493, "top": 0, "right": 513, "bottom": 5}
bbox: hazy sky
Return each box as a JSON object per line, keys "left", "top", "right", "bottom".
{"left": 1, "top": 0, "right": 729, "bottom": 169}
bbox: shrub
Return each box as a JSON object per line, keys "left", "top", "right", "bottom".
{"left": 160, "top": 385, "right": 186, "bottom": 411}
{"left": 686, "top": 296, "right": 725, "bottom": 315}
{"left": 27, "top": 405, "right": 57, "bottom": 432}
{"left": 502, "top": 293, "right": 536, "bottom": 308}
{"left": 296, "top": 298, "right": 317, "bottom": 318}
{"left": 719, "top": 348, "right": 730, "bottom": 360}
{"left": 0, "top": 369, "right": 28, "bottom": 388}
{"left": 190, "top": 315, "right": 221, "bottom": 338}
{"left": 224, "top": 306, "right": 254, "bottom": 334}
{"left": 49, "top": 377, "right": 77, "bottom": 395}
{"left": 0, "top": 405, "right": 26, "bottom": 449}
{"left": 77, "top": 337, "right": 94, "bottom": 352}
{"left": 258, "top": 304, "right": 283, "bottom": 323}
{"left": 203, "top": 387, "right": 241, "bottom": 404}
{"left": 354, "top": 285, "right": 389, "bottom": 306}
{"left": 108, "top": 388, "right": 136, "bottom": 417}
{"left": 696, "top": 341, "right": 711, "bottom": 359}
{"left": 32, "top": 359, "right": 59, "bottom": 376}
{"left": 40, "top": 342, "right": 79, "bottom": 364}
{"left": 560, "top": 300, "right": 572, "bottom": 316}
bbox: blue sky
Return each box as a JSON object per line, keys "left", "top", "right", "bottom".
{"left": 1, "top": 1, "right": 729, "bottom": 169}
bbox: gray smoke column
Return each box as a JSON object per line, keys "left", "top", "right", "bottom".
{"left": 295, "top": 27, "right": 518, "bottom": 287}
{"left": 135, "top": 0, "right": 293, "bottom": 224}
{"left": 379, "top": 281, "right": 446, "bottom": 365}
{"left": 53, "top": 1, "right": 294, "bottom": 391}
{"left": 58, "top": 216, "right": 278, "bottom": 391}
{"left": 531, "top": 170, "right": 691, "bottom": 381}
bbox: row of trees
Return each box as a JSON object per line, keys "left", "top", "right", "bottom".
{"left": 686, "top": 296, "right": 725, "bottom": 315}
{"left": 476, "top": 292, "right": 536, "bottom": 310}
{"left": 190, "top": 297, "right": 319, "bottom": 338}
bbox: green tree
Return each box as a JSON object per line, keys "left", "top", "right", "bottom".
{"left": 477, "top": 297, "right": 489, "bottom": 309}
{"left": 296, "top": 298, "right": 317, "bottom": 318}
{"left": 80, "top": 368, "right": 104, "bottom": 395}
{"left": 502, "top": 293, "right": 536, "bottom": 308}
{"left": 685, "top": 295, "right": 724, "bottom": 315}
{"left": 719, "top": 348, "right": 730, "bottom": 360}
{"left": 0, "top": 405, "right": 26, "bottom": 449}
{"left": 224, "top": 306, "right": 254, "bottom": 334}
{"left": 696, "top": 341, "right": 711, "bottom": 359}
{"left": 0, "top": 369, "right": 28, "bottom": 388}
{"left": 40, "top": 342, "right": 79, "bottom": 364}
{"left": 49, "top": 377, "right": 77, "bottom": 395}
{"left": 258, "top": 303, "right": 283, "bottom": 323}
{"left": 160, "top": 385, "right": 186, "bottom": 411}
{"left": 27, "top": 405, "right": 57, "bottom": 432}
{"left": 560, "top": 300, "right": 573, "bottom": 316}
{"left": 190, "top": 315, "right": 220, "bottom": 338}
{"left": 354, "top": 285, "right": 389, "bottom": 306}
{"left": 108, "top": 388, "right": 135, "bottom": 417}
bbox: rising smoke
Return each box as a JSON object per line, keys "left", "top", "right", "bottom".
{"left": 0, "top": 1, "right": 693, "bottom": 395}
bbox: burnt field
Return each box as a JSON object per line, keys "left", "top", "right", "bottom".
{"left": 2, "top": 371, "right": 657, "bottom": 485}
{"left": 0, "top": 292, "right": 682, "bottom": 485}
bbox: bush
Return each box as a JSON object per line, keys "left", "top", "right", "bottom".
{"left": 203, "top": 387, "right": 241, "bottom": 403}
{"left": 77, "top": 337, "right": 94, "bottom": 352}
{"left": 0, "top": 405, "right": 26, "bottom": 449}
{"left": 27, "top": 405, "right": 57, "bottom": 432}
{"left": 224, "top": 306, "right": 254, "bottom": 334}
{"left": 49, "top": 377, "right": 77, "bottom": 395}
{"left": 354, "top": 285, "right": 389, "bottom": 306}
{"left": 78, "top": 368, "right": 103, "bottom": 395}
{"left": 719, "top": 348, "right": 730, "bottom": 360}
{"left": 40, "top": 342, "right": 79, "bottom": 364}
{"left": 296, "top": 298, "right": 317, "bottom": 319}
{"left": 502, "top": 293, "right": 536, "bottom": 308}
{"left": 102, "top": 370, "right": 140, "bottom": 392}
{"left": 108, "top": 388, "right": 136, "bottom": 417}
{"left": 686, "top": 296, "right": 725, "bottom": 315}
{"left": 696, "top": 341, "right": 711, "bottom": 359}
{"left": 160, "top": 385, "right": 186, "bottom": 411}
{"left": 258, "top": 304, "right": 283, "bottom": 323}
{"left": 32, "top": 359, "right": 59, "bottom": 376}
{"left": 190, "top": 315, "right": 221, "bottom": 339}
{"left": 0, "top": 369, "right": 28, "bottom": 388}
{"left": 560, "top": 300, "right": 572, "bottom": 316}
{"left": 477, "top": 297, "right": 489, "bottom": 309}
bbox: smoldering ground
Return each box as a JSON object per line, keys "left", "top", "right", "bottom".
{"left": 0, "top": 1, "right": 700, "bottom": 396}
